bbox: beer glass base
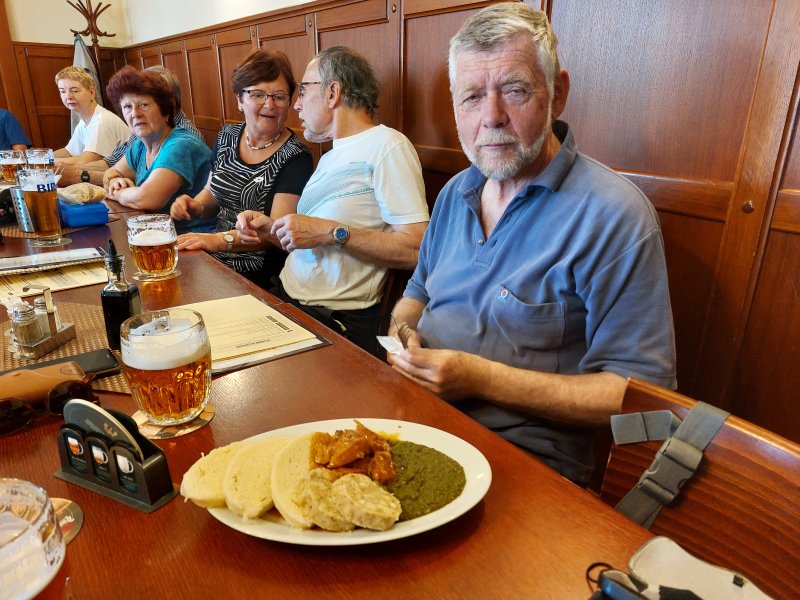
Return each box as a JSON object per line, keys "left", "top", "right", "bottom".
{"left": 132, "top": 268, "right": 181, "bottom": 282}
{"left": 143, "top": 402, "right": 207, "bottom": 427}
{"left": 29, "top": 236, "right": 71, "bottom": 247}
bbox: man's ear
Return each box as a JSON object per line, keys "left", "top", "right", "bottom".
{"left": 551, "top": 70, "right": 570, "bottom": 119}
{"left": 327, "top": 80, "right": 342, "bottom": 108}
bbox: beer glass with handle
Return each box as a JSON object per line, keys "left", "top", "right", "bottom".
{"left": 16, "top": 168, "right": 71, "bottom": 247}
{"left": 126, "top": 214, "right": 181, "bottom": 281}
{"left": 24, "top": 148, "right": 54, "bottom": 171}
{"left": 0, "top": 478, "right": 66, "bottom": 599}
{"left": 0, "top": 150, "right": 26, "bottom": 183}
{"left": 120, "top": 308, "right": 212, "bottom": 425}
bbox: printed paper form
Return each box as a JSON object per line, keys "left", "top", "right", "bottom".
{"left": 178, "top": 294, "right": 319, "bottom": 362}
{"left": 0, "top": 263, "right": 108, "bottom": 297}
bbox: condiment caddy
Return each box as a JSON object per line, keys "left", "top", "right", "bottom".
{"left": 3, "top": 285, "right": 76, "bottom": 359}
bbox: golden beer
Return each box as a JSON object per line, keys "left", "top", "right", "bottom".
{"left": 120, "top": 309, "right": 212, "bottom": 425}
{"left": 1, "top": 161, "right": 23, "bottom": 181}
{"left": 17, "top": 168, "right": 69, "bottom": 246}
{"left": 122, "top": 353, "right": 212, "bottom": 423}
{"left": 0, "top": 150, "right": 25, "bottom": 182}
{"left": 127, "top": 215, "right": 180, "bottom": 281}
{"left": 22, "top": 187, "right": 61, "bottom": 237}
{"left": 130, "top": 237, "right": 178, "bottom": 275}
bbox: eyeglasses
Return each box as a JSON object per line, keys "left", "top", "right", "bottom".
{"left": 296, "top": 81, "right": 322, "bottom": 100}
{"left": 241, "top": 89, "right": 291, "bottom": 106}
{"left": 0, "top": 379, "right": 98, "bottom": 437}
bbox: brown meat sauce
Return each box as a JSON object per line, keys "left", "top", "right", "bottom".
{"left": 310, "top": 420, "right": 396, "bottom": 484}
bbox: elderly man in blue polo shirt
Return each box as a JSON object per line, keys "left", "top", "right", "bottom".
{"left": 388, "top": 3, "right": 677, "bottom": 485}
{"left": 0, "top": 108, "right": 31, "bottom": 150}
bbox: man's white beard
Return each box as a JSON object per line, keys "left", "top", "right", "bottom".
{"left": 461, "top": 104, "right": 552, "bottom": 181}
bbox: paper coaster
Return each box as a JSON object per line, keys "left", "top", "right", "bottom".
{"left": 132, "top": 404, "right": 215, "bottom": 440}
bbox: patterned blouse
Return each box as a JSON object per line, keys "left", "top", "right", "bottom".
{"left": 209, "top": 123, "right": 312, "bottom": 277}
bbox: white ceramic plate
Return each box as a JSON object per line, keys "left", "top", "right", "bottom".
{"left": 208, "top": 418, "right": 492, "bottom": 546}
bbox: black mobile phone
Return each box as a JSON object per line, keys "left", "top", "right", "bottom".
{"left": 1, "top": 349, "right": 120, "bottom": 379}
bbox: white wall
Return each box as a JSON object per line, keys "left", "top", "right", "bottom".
{"left": 6, "top": 0, "right": 307, "bottom": 47}
{"left": 6, "top": 0, "right": 132, "bottom": 46}
{"left": 123, "top": 0, "right": 306, "bottom": 45}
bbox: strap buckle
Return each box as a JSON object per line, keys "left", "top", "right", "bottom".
{"left": 638, "top": 437, "right": 702, "bottom": 505}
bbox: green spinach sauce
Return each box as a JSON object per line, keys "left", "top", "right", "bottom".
{"left": 387, "top": 440, "right": 466, "bottom": 521}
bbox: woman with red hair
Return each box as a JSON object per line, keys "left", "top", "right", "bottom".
{"left": 103, "top": 66, "right": 213, "bottom": 232}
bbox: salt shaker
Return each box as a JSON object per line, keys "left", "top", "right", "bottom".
{"left": 10, "top": 303, "right": 46, "bottom": 346}
{"left": 33, "top": 297, "right": 62, "bottom": 336}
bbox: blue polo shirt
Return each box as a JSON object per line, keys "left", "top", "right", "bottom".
{"left": 404, "top": 120, "right": 676, "bottom": 484}
{"left": 0, "top": 109, "right": 31, "bottom": 149}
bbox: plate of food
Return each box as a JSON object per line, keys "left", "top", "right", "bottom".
{"left": 183, "top": 418, "right": 492, "bottom": 545}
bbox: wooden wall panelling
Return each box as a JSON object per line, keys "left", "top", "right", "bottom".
{"left": 14, "top": 44, "right": 72, "bottom": 148}
{"left": 124, "top": 48, "right": 143, "bottom": 69}
{"left": 184, "top": 34, "right": 223, "bottom": 146}
{"left": 550, "top": 0, "right": 774, "bottom": 398}
{"left": 160, "top": 40, "right": 193, "bottom": 121}
{"left": 728, "top": 67, "right": 800, "bottom": 441}
{"left": 97, "top": 48, "right": 125, "bottom": 107}
{"left": 257, "top": 13, "right": 318, "bottom": 160}
{"left": 215, "top": 26, "right": 256, "bottom": 125}
{"left": 315, "top": 0, "right": 401, "bottom": 130}
{"left": 0, "top": 0, "right": 30, "bottom": 136}
{"left": 401, "top": 2, "right": 485, "bottom": 206}
{"left": 140, "top": 44, "right": 162, "bottom": 68}
{"left": 690, "top": 0, "right": 800, "bottom": 412}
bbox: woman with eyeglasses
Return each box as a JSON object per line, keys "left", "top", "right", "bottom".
{"left": 171, "top": 49, "right": 312, "bottom": 288}
{"left": 103, "top": 66, "right": 213, "bottom": 233}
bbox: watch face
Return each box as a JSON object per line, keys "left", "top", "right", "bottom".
{"left": 223, "top": 233, "right": 234, "bottom": 242}
{"left": 334, "top": 228, "right": 347, "bottom": 242}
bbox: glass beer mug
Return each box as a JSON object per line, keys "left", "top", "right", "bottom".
{"left": 24, "top": 148, "right": 54, "bottom": 171}
{"left": 0, "top": 150, "right": 26, "bottom": 183}
{"left": 120, "top": 308, "right": 212, "bottom": 426}
{"left": 16, "top": 168, "right": 71, "bottom": 247}
{"left": 0, "top": 479, "right": 66, "bottom": 599}
{"left": 126, "top": 214, "right": 180, "bottom": 281}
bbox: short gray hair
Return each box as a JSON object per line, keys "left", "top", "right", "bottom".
{"left": 315, "top": 46, "right": 380, "bottom": 118}
{"left": 144, "top": 65, "right": 182, "bottom": 112}
{"left": 448, "top": 3, "right": 560, "bottom": 96}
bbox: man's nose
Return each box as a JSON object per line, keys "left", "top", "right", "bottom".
{"left": 481, "top": 92, "right": 509, "bottom": 129}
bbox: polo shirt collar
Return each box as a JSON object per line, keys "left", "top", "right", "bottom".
{"left": 458, "top": 120, "right": 577, "bottom": 207}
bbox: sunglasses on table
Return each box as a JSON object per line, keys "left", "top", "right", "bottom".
{"left": 0, "top": 378, "right": 98, "bottom": 437}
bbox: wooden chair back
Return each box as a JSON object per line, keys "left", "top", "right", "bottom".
{"left": 601, "top": 378, "right": 800, "bottom": 599}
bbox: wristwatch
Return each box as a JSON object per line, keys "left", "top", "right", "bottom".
{"left": 223, "top": 232, "right": 235, "bottom": 252}
{"left": 80, "top": 170, "right": 90, "bottom": 183}
{"left": 332, "top": 224, "right": 350, "bottom": 249}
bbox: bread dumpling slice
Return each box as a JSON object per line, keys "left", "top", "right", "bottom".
{"left": 331, "top": 473, "right": 401, "bottom": 531}
{"left": 271, "top": 434, "right": 314, "bottom": 529}
{"left": 180, "top": 442, "right": 246, "bottom": 508}
{"left": 304, "top": 468, "right": 355, "bottom": 532}
{"left": 224, "top": 436, "right": 293, "bottom": 519}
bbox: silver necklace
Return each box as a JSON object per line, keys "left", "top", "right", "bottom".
{"left": 245, "top": 130, "right": 282, "bottom": 151}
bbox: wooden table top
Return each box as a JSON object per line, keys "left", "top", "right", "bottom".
{"left": 0, "top": 209, "right": 651, "bottom": 599}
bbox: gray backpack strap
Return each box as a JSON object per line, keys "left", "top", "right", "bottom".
{"left": 611, "top": 402, "right": 730, "bottom": 528}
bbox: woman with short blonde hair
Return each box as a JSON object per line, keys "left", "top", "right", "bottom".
{"left": 54, "top": 65, "right": 129, "bottom": 164}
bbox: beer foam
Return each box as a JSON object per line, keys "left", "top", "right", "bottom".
{"left": 130, "top": 228, "right": 176, "bottom": 246}
{"left": 121, "top": 317, "right": 209, "bottom": 370}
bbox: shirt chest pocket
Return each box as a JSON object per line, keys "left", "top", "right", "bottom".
{"left": 478, "top": 287, "right": 566, "bottom": 372}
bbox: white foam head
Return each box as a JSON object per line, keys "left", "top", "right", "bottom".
{"left": 129, "top": 229, "right": 176, "bottom": 246}
{"left": 121, "top": 316, "right": 209, "bottom": 370}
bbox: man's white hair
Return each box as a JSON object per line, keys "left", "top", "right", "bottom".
{"left": 448, "top": 3, "right": 560, "bottom": 97}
